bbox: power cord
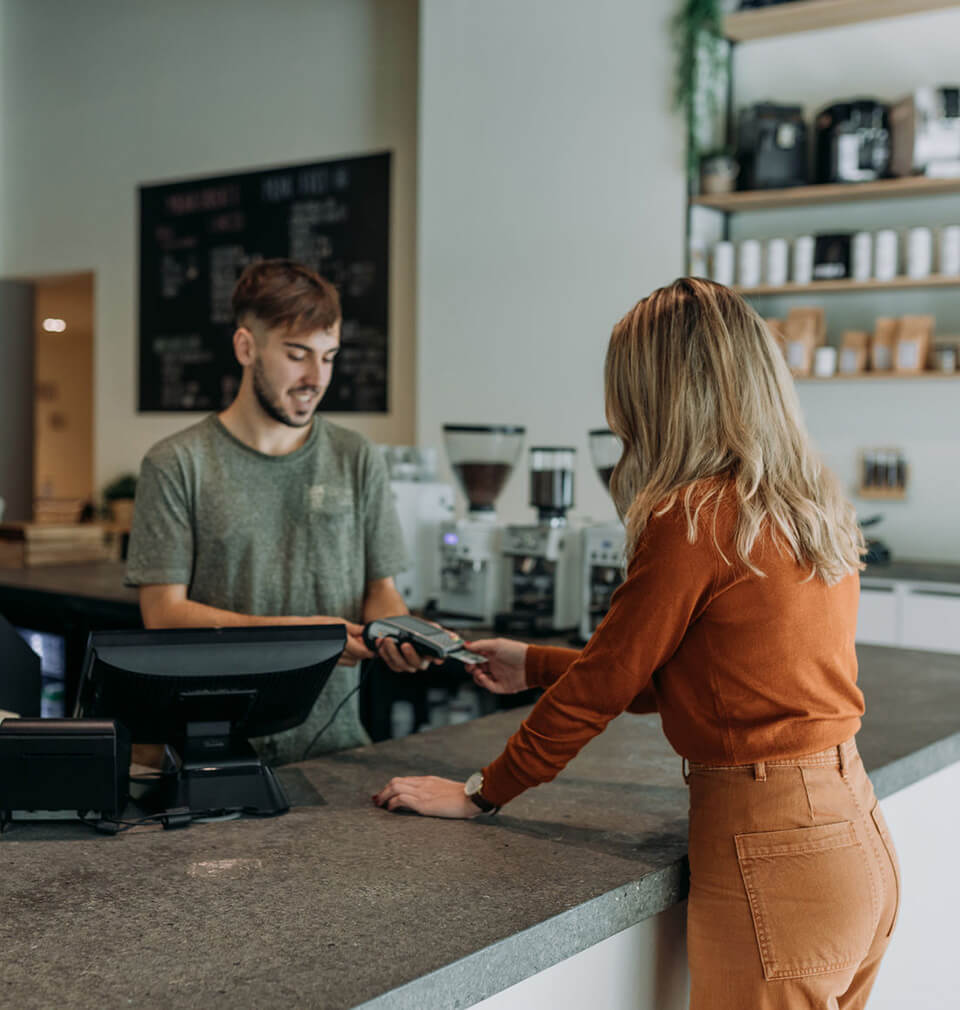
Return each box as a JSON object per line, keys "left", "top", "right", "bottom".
{"left": 78, "top": 807, "right": 197, "bottom": 834}
{"left": 77, "top": 804, "right": 277, "bottom": 835}
{"left": 300, "top": 663, "right": 372, "bottom": 762}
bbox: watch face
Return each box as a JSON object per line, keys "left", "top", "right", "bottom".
{"left": 464, "top": 771, "right": 484, "bottom": 796}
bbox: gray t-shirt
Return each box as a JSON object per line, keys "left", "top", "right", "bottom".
{"left": 126, "top": 414, "right": 407, "bottom": 762}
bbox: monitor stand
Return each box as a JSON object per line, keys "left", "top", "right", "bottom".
{"left": 138, "top": 722, "right": 290, "bottom": 817}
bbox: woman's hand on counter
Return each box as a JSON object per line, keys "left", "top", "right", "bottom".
{"left": 464, "top": 638, "right": 529, "bottom": 694}
{"left": 372, "top": 776, "right": 478, "bottom": 819}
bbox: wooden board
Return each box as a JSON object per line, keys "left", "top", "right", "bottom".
{"left": 0, "top": 523, "right": 113, "bottom": 567}
{"left": 735, "top": 275, "right": 960, "bottom": 296}
{"left": 725, "top": 0, "right": 959, "bottom": 42}
{"left": 692, "top": 176, "right": 960, "bottom": 212}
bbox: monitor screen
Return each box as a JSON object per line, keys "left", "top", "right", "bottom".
{"left": 74, "top": 625, "right": 346, "bottom": 816}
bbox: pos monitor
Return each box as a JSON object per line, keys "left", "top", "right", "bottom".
{"left": 75, "top": 625, "right": 345, "bottom": 816}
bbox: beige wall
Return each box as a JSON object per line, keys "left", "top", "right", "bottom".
{"left": 0, "top": 0, "right": 418, "bottom": 491}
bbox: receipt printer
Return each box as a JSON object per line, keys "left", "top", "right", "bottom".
{"left": 0, "top": 718, "right": 130, "bottom": 823}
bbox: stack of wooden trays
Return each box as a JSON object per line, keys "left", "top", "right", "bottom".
{"left": 0, "top": 522, "right": 113, "bottom": 567}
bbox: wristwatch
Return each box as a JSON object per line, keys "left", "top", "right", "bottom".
{"left": 464, "top": 771, "right": 500, "bottom": 814}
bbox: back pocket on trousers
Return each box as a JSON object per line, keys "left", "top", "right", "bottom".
{"left": 735, "top": 820, "right": 877, "bottom": 980}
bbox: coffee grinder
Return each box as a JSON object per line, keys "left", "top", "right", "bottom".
{"left": 497, "top": 447, "right": 583, "bottom": 634}
{"left": 436, "top": 424, "right": 525, "bottom": 625}
{"left": 382, "top": 447, "right": 455, "bottom": 611}
{"left": 579, "top": 429, "right": 627, "bottom": 642}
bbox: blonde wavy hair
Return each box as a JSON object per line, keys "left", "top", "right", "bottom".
{"left": 604, "top": 277, "right": 864, "bottom": 584}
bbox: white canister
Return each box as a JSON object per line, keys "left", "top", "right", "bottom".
{"left": 792, "top": 235, "right": 815, "bottom": 286}
{"left": 738, "top": 239, "right": 763, "bottom": 289}
{"left": 689, "top": 238, "right": 709, "bottom": 277}
{"left": 906, "top": 227, "right": 933, "bottom": 279}
{"left": 874, "top": 229, "right": 899, "bottom": 281}
{"left": 712, "top": 241, "right": 736, "bottom": 287}
{"left": 939, "top": 226, "right": 960, "bottom": 277}
{"left": 765, "top": 238, "right": 789, "bottom": 287}
{"left": 851, "top": 232, "right": 873, "bottom": 282}
{"left": 813, "top": 346, "right": 838, "bottom": 378}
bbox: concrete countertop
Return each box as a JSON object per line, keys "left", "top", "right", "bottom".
{"left": 862, "top": 559, "right": 960, "bottom": 585}
{"left": 3, "top": 644, "right": 960, "bottom": 1010}
{"left": 0, "top": 558, "right": 956, "bottom": 613}
{"left": 0, "top": 561, "right": 137, "bottom": 606}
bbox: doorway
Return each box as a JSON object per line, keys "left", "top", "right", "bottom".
{"left": 32, "top": 272, "right": 95, "bottom": 520}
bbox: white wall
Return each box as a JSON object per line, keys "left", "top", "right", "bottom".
{"left": 0, "top": 0, "right": 419, "bottom": 495}
{"left": 729, "top": 8, "right": 960, "bottom": 560}
{"left": 416, "top": 0, "right": 686, "bottom": 527}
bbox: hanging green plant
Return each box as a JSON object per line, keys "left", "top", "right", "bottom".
{"left": 671, "top": 0, "right": 730, "bottom": 177}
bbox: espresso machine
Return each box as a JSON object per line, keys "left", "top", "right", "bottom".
{"left": 382, "top": 447, "right": 455, "bottom": 611}
{"left": 436, "top": 424, "right": 525, "bottom": 625}
{"left": 579, "top": 429, "right": 627, "bottom": 642}
{"left": 497, "top": 447, "right": 583, "bottom": 635}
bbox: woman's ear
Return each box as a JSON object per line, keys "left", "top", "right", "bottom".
{"left": 233, "top": 326, "right": 256, "bottom": 366}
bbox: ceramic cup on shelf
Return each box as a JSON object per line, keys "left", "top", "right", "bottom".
{"left": 738, "top": 239, "right": 763, "bottom": 289}
{"left": 874, "top": 229, "right": 899, "bottom": 281}
{"left": 852, "top": 231, "right": 873, "bottom": 281}
{"left": 935, "top": 346, "right": 957, "bottom": 374}
{"left": 907, "top": 227, "right": 933, "bottom": 279}
{"left": 765, "top": 238, "right": 789, "bottom": 286}
{"left": 689, "top": 237, "right": 709, "bottom": 277}
{"left": 792, "top": 235, "right": 815, "bottom": 285}
{"left": 939, "top": 226, "right": 960, "bottom": 277}
{"left": 712, "top": 241, "right": 736, "bottom": 287}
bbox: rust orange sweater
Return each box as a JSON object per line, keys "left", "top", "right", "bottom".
{"left": 482, "top": 498, "right": 863, "bottom": 808}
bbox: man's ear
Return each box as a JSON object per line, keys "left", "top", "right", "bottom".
{"left": 233, "top": 327, "right": 256, "bottom": 367}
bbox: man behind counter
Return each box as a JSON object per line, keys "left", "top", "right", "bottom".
{"left": 126, "top": 259, "right": 426, "bottom": 763}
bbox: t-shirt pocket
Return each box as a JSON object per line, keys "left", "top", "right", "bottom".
{"left": 735, "top": 820, "right": 878, "bottom": 980}
{"left": 306, "top": 485, "right": 355, "bottom": 517}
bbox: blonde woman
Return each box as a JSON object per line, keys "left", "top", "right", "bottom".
{"left": 374, "top": 278, "right": 900, "bottom": 1009}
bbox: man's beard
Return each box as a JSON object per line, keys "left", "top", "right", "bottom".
{"left": 252, "top": 358, "right": 318, "bottom": 428}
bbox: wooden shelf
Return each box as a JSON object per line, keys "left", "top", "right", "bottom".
{"left": 734, "top": 275, "right": 960, "bottom": 296}
{"left": 724, "top": 0, "right": 959, "bottom": 42}
{"left": 692, "top": 176, "right": 960, "bottom": 212}
{"left": 857, "top": 487, "right": 908, "bottom": 501}
{"left": 796, "top": 371, "right": 960, "bottom": 382}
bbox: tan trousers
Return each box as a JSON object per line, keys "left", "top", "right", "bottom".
{"left": 686, "top": 739, "right": 900, "bottom": 1010}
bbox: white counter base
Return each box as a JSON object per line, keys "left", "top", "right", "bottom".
{"left": 475, "top": 759, "right": 960, "bottom": 1010}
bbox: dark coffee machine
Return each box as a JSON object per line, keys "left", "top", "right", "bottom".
{"left": 436, "top": 424, "right": 525, "bottom": 624}
{"left": 497, "top": 448, "right": 583, "bottom": 634}
{"left": 736, "top": 103, "right": 809, "bottom": 190}
{"left": 579, "top": 430, "right": 627, "bottom": 642}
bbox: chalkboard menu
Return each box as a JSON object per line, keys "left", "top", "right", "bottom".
{"left": 138, "top": 152, "right": 390, "bottom": 413}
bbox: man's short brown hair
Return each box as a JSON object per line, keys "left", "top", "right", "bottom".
{"left": 232, "top": 259, "right": 341, "bottom": 335}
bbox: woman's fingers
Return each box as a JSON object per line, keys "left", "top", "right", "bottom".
{"left": 372, "top": 776, "right": 476, "bottom": 819}
{"left": 386, "top": 793, "right": 417, "bottom": 812}
{"left": 374, "top": 776, "right": 414, "bottom": 804}
{"left": 472, "top": 668, "right": 503, "bottom": 693}
{"left": 465, "top": 638, "right": 498, "bottom": 656}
